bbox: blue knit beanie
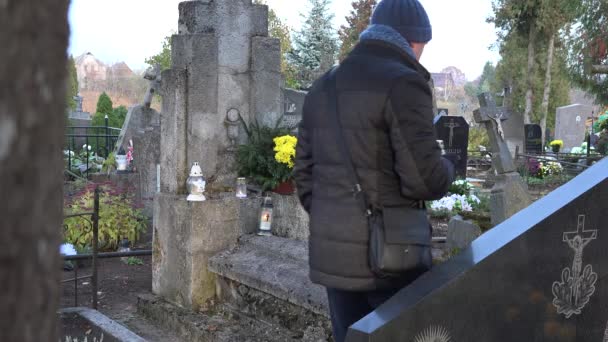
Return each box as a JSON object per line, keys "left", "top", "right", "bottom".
{"left": 371, "top": 0, "right": 432, "bottom": 43}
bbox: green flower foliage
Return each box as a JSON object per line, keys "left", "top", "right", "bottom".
{"left": 236, "top": 116, "right": 296, "bottom": 191}
{"left": 63, "top": 182, "right": 146, "bottom": 251}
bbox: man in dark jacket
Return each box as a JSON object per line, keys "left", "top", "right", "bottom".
{"left": 294, "top": 0, "right": 455, "bottom": 341}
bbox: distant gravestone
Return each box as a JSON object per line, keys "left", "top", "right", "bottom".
{"left": 347, "top": 159, "right": 608, "bottom": 342}
{"left": 434, "top": 115, "right": 469, "bottom": 178}
{"left": 556, "top": 104, "right": 593, "bottom": 152}
{"left": 525, "top": 124, "right": 543, "bottom": 154}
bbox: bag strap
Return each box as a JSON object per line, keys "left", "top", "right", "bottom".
{"left": 326, "top": 69, "right": 373, "bottom": 217}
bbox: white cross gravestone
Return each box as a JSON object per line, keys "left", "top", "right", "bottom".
{"left": 474, "top": 92, "right": 532, "bottom": 225}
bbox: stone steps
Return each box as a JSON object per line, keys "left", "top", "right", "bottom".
{"left": 137, "top": 293, "right": 311, "bottom": 342}
{"left": 208, "top": 235, "right": 331, "bottom": 338}
{"left": 206, "top": 234, "right": 448, "bottom": 338}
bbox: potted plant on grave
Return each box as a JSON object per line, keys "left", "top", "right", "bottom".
{"left": 236, "top": 115, "right": 298, "bottom": 194}
{"left": 549, "top": 139, "right": 563, "bottom": 153}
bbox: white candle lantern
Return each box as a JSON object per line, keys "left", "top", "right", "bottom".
{"left": 186, "top": 162, "right": 206, "bottom": 202}
{"left": 236, "top": 177, "right": 247, "bottom": 198}
{"left": 258, "top": 196, "right": 273, "bottom": 236}
{"left": 116, "top": 147, "right": 128, "bottom": 171}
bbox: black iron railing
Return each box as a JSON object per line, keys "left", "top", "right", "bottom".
{"left": 64, "top": 117, "right": 121, "bottom": 178}
{"left": 61, "top": 186, "right": 151, "bottom": 309}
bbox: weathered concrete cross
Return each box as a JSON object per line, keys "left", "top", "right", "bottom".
{"left": 474, "top": 91, "right": 516, "bottom": 173}
{"left": 143, "top": 64, "right": 162, "bottom": 109}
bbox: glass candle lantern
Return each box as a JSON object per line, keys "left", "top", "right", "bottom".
{"left": 258, "top": 196, "right": 273, "bottom": 236}
{"left": 236, "top": 177, "right": 247, "bottom": 198}
{"left": 118, "top": 238, "right": 130, "bottom": 262}
{"left": 186, "top": 162, "right": 206, "bottom": 202}
{"left": 116, "top": 147, "right": 128, "bottom": 171}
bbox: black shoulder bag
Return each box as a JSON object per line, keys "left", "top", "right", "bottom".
{"left": 326, "top": 70, "right": 432, "bottom": 278}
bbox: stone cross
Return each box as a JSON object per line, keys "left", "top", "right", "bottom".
{"left": 474, "top": 92, "right": 516, "bottom": 173}
{"left": 143, "top": 64, "right": 161, "bottom": 109}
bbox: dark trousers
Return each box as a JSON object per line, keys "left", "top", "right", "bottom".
{"left": 326, "top": 287, "right": 401, "bottom": 342}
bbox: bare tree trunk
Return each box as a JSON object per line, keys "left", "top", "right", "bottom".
{"left": 524, "top": 21, "right": 537, "bottom": 125}
{"left": 0, "top": 1, "right": 70, "bottom": 341}
{"left": 540, "top": 34, "right": 555, "bottom": 148}
{"left": 592, "top": 64, "right": 608, "bottom": 74}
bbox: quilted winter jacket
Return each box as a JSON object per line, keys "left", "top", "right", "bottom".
{"left": 294, "top": 39, "right": 455, "bottom": 291}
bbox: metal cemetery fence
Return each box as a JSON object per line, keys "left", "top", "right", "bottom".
{"left": 61, "top": 186, "right": 152, "bottom": 309}
{"left": 65, "top": 117, "right": 121, "bottom": 178}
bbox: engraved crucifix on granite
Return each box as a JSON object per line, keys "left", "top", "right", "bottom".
{"left": 552, "top": 215, "right": 598, "bottom": 318}
{"left": 445, "top": 121, "right": 460, "bottom": 148}
{"left": 473, "top": 91, "right": 515, "bottom": 174}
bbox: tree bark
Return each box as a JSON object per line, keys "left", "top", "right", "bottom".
{"left": 0, "top": 1, "right": 70, "bottom": 341}
{"left": 524, "top": 21, "right": 537, "bottom": 125}
{"left": 539, "top": 34, "right": 555, "bottom": 148}
{"left": 592, "top": 64, "right": 608, "bottom": 74}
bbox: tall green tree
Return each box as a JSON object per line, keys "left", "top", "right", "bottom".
{"left": 494, "top": 31, "right": 570, "bottom": 138}
{"left": 490, "top": 0, "right": 543, "bottom": 125}
{"left": 95, "top": 92, "right": 113, "bottom": 118}
{"left": 490, "top": 0, "right": 578, "bottom": 143}
{"left": 289, "top": 0, "right": 339, "bottom": 89}
{"left": 145, "top": 35, "right": 172, "bottom": 71}
{"left": 338, "top": 0, "right": 377, "bottom": 61}
{"left": 478, "top": 62, "right": 497, "bottom": 95}
{"left": 66, "top": 55, "right": 79, "bottom": 111}
{"left": 91, "top": 93, "right": 127, "bottom": 129}
{"left": 566, "top": 0, "right": 608, "bottom": 104}
{"left": 535, "top": 0, "right": 579, "bottom": 144}
{"left": 254, "top": 0, "right": 298, "bottom": 88}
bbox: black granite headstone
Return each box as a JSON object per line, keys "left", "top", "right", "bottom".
{"left": 525, "top": 124, "right": 543, "bottom": 154}
{"left": 347, "top": 159, "right": 608, "bottom": 342}
{"left": 434, "top": 115, "right": 469, "bottom": 178}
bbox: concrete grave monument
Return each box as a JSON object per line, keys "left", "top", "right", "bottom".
{"left": 434, "top": 115, "right": 469, "bottom": 178}
{"left": 153, "top": 0, "right": 282, "bottom": 310}
{"left": 493, "top": 88, "right": 525, "bottom": 157}
{"left": 525, "top": 123, "right": 543, "bottom": 154}
{"left": 473, "top": 92, "right": 532, "bottom": 225}
{"left": 347, "top": 159, "right": 608, "bottom": 342}
{"left": 112, "top": 67, "right": 162, "bottom": 219}
{"left": 556, "top": 104, "right": 594, "bottom": 152}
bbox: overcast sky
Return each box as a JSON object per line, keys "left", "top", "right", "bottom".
{"left": 69, "top": 0, "right": 500, "bottom": 80}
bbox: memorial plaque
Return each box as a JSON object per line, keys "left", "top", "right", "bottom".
{"left": 525, "top": 124, "right": 543, "bottom": 154}
{"left": 434, "top": 115, "right": 469, "bottom": 178}
{"left": 347, "top": 159, "right": 608, "bottom": 342}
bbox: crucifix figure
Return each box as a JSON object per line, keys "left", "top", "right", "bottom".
{"left": 473, "top": 91, "right": 515, "bottom": 174}
{"left": 552, "top": 214, "right": 598, "bottom": 318}
{"left": 563, "top": 215, "right": 597, "bottom": 285}
{"left": 445, "top": 121, "right": 460, "bottom": 148}
{"left": 143, "top": 64, "right": 162, "bottom": 109}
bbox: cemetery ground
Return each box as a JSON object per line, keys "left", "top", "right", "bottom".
{"left": 57, "top": 152, "right": 595, "bottom": 341}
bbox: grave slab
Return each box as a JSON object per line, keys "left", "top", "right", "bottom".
{"left": 347, "top": 158, "right": 608, "bottom": 342}
{"left": 556, "top": 104, "right": 594, "bottom": 152}
{"left": 434, "top": 115, "right": 469, "bottom": 178}
{"left": 525, "top": 124, "right": 543, "bottom": 154}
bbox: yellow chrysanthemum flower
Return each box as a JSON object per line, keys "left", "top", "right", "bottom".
{"left": 273, "top": 135, "right": 297, "bottom": 168}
